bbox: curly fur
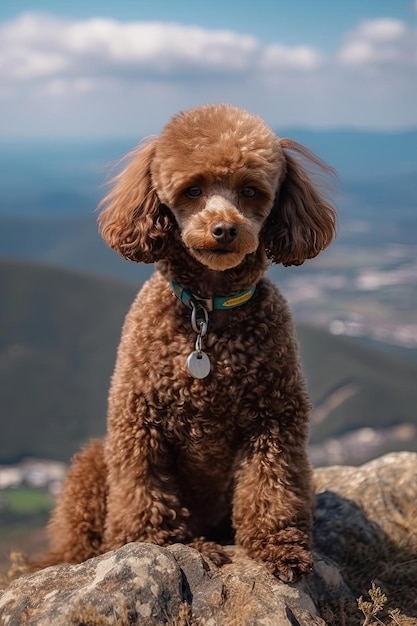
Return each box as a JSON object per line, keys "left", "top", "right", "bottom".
{"left": 42, "top": 104, "right": 336, "bottom": 582}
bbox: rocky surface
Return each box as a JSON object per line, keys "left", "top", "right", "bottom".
{"left": 1, "top": 451, "right": 416, "bottom": 625}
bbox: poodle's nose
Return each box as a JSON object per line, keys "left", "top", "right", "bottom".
{"left": 211, "top": 222, "right": 238, "bottom": 244}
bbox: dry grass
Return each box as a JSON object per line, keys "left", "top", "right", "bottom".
{"left": 67, "top": 601, "right": 199, "bottom": 626}
{"left": 357, "top": 583, "right": 417, "bottom": 626}
{"left": 315, "top": 493, "right": 417, "bottom": 626}
{"left": 0, "top": 551, "right": 29, "bottom": 590}
{"left": 69, "top": 602, "right": 113, "bottom": 626}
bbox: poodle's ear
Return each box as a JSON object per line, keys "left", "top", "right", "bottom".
{"left": 263, "top": 138, "right": 337, "bottom": 266}
{"left": 98, "top": 137, "right": 174, "bottom": 263}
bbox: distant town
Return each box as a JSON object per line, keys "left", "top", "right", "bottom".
{"left": 0, "top": 459, "right": 66, "bottom": 494}
{"left": 281, "top": 242, "right": 417, "bottom": 350}
{"left": 309, "top": 423, "right": 416, "bottom": 467}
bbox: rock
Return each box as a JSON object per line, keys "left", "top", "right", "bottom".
{"left": 311, "top": 451, "right": 417, "bottom": 624}
{"left": 0, "top": 544, "right": 186, "bottom": 626}
{"left": 314, "top": 451, "right": 417, "bottom": 544}
{"left": 1, "top": 451, "right": 417, "bottom": 625}
{"left": 0, "top": 543, "right": 324, "bottom": 626}
{"left": 218, "top": 548, "right": 326, "bottom": 626}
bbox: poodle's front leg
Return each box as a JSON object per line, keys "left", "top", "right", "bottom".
{"left": 233, "top": 420, "right": 313, "bottom": 583}
{"left": 103, "top": 415, "right": 190, "bottom": 551}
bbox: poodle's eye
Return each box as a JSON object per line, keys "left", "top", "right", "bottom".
{"left": 240, "top": 186, "right": 257, "bottom": 198}
{"left": 186, "top": 186, "right": 203, "bottom": 198}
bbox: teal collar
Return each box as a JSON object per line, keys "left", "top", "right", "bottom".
{"left": 170, "top": 280, "right": 256, "bottom": 312}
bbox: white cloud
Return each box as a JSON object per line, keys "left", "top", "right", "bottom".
{"left": 0, "top": 12, "right": 416, "bottom": 136}
{"left": 262, "top": 44, "right": 322, "bottom": 70}
{"left": 0, "top": 12, "right": 327, "bottom": 92}
{"left": 338, "top": 18, "right": 416, "bottom": 65}
{"left": 0, "top": 13, "right": 262, "bottom": 83}
{"left": 354, "top": 18, "right": 406, "bottom": 40}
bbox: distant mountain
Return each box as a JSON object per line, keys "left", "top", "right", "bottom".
{"left": 283, "top": 128, "right": 417, "bottom": 181}
{"left": 298, "top": 326, "right": 417, "bottom": 444}
{"left": 0, "top": 259, "right": 136, "bottom": 462}
{"left": 0, "top": 215, "right": 151, "bottom": 283}
{"left": 0, "top": 138, "right": 132, "bottom": 217}
{"left": 1, "top": 259, "right": 416, "bottom": 464}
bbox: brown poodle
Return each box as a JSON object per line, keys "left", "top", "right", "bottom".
{"left": 43, "top": 104, "right": 336, "bottom": 583}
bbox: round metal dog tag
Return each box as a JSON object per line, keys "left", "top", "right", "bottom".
{"left": 187, "top": 351, "right": 211, "bottom": 379}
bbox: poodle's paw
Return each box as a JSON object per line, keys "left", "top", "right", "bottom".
{"left": 264, "top": 543, "right": 313, "bottom": 583}
{"left": 189, "top": 538, "right": 231, "bottom": 567}
{"left": 245, "top": 528, "right": 313, "bottom": 583}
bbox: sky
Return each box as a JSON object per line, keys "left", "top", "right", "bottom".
{"left": 0, "top": 0, "right": 416, "bottom": 139}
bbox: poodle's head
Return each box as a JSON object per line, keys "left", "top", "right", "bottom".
{"left": 99, "top": 104, "right": 336, "bottom": 270}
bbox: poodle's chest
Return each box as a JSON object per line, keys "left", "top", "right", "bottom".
{"left": 120, "top": 278, "right": 293, "bottom": 421}
{"left": 129, "top": 337, "right": 281, "bottom": 453}
{"left": 128, "top": 298, "right": 277, "bottom": 381}
{"left": 132, "top": 321, "right": 277, "bottom": 413}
